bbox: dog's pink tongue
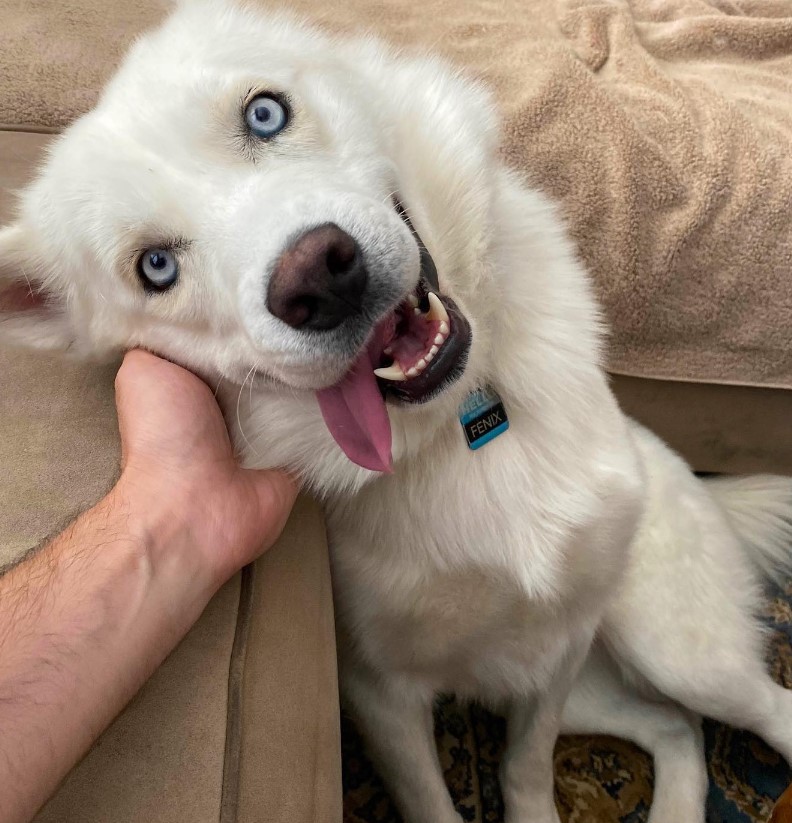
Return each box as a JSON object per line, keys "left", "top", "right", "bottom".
{"left": 316, "top": 333, "right": 392, "bottom": 473}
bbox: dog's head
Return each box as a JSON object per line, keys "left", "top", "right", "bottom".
{"left": 0, "top": 0, "right": 501, "bottom": 481}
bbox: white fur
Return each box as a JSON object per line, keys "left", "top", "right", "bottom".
{"left": 2, "top": 3, "right": 792, "bottom": 820}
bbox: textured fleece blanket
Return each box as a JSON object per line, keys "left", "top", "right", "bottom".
{"left": 2, "top": 0, "right": 792, "bottom": 388}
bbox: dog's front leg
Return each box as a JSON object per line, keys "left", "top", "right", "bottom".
{"left": 500, "top": 636, "right": 592, "bottom": 823}
{"left": 344, "top": 669, "right": 462, "bottom": 823}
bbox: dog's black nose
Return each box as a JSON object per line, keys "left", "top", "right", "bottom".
{"left": 267, "top": 223, "right": 368, "bottom": 331}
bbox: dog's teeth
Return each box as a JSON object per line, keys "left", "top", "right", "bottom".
{"left": 429, "top": 345, "right": 439, "bottom": 356}
{"left": 426, "top": 292, "right": 449, "bottom": 325}
{"left": 384, "top": 346, "right": 393, "bottom": 355}
{"left": 414, "top": 307, "right": 422, "bottom": 315}
{"left": 374, "top": 364, "right": 407, "bottom": 381}
{"left": 406, "top": 366, "right": 419, "bottom": 378}
{"left": 408, "top": 294, "right": 419, "bottom": 308}
{"left": 424, "top": 351, "right": 434, "bottom": 363}
{"left": 439, "top": 321, "right": 449, "bottom": 335}
{"left": 415, "top": 358, "right": 427, "bottom": 372}
{"left": 434, "top": 333, "right": 445, "bottom": 346}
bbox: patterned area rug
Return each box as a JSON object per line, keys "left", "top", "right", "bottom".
{"left": 342, "top": 583, "right": 792, "bottom": 823}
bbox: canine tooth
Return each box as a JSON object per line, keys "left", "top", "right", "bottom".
{"left": 439, "top": 321, "right": 449, "bottom": 335}
{"left": 406, "top": 367, "right": 419, "bottom": 378}
{"left": 415, "top": 358, "right": 427, "bottom": 371}
{"left": 429, "top": 345, "right": 439, "bottom": 356}
{"left": 426, "top": 292, "right": 450, "bottom": 325}
{"left": 374, "top": 364, "right": 407, "bottom": 381}
{"left": 434, "top": 333, "right": 445, "bottom": 345}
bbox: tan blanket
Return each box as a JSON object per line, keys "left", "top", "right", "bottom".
{"left": 2, "top": 0, "right": 792, "bottom": 388}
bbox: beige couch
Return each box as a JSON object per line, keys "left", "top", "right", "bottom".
{"left": 2, "top": 1, "right": 792, "bottom": 821}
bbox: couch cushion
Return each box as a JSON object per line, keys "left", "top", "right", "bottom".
{"left": 1, "top": 0, "right": 792, "bottom": 389}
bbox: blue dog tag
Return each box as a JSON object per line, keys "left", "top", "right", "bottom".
{"left": 459, "top": 386, "right": 509, "bottom": 450}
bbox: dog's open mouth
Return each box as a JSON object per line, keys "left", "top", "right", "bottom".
{"left": 372, "top": 281, "right": 471, "bottom": 407}
{"left": 371, "top": 203, "right": 471, "bottom": 403}
{"left": 315, "top": 202, "right": 472, "bottom": 474}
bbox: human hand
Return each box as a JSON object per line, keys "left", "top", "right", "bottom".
{"left": 113, "top": 349, "right": 296, "bottom": 590}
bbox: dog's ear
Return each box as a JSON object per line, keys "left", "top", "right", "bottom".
{"left": 373, "top": 53, "right": 500, "bottom": 255}
{"left": 0, "top": 223, "right": 75, "bottom": 351}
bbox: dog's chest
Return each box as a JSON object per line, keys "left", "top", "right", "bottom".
{"left": 340, "top": 561, "right": 583, "bottom": 699}
{"left": 327, "top": 447, "right": 622, "bottom": 698}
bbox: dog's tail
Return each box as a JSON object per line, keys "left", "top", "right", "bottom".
{"left": 706, "top": 474, "right": 792, "bottom": 585}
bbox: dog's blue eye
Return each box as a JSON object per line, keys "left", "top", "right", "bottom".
{"left": 245, "top": 94, "right": 288, "bottom": 138}
{"left": 138, "top": 248, "right": 178, "bottom": 291}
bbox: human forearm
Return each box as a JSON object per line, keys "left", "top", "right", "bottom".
{"left": 0, "top": 485, "right": 215, "bottom": 823}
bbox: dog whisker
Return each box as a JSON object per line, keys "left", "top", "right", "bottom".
{"left": 235, "top": 365, "right": 261, "bottom": 461}
{"left": 212, "top": 374, "right": 224, "bottom": 399}
{"left": 20, "top": 264, "right": 34, "bottom": 299}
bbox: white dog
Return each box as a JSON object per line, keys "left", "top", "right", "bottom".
{"left": 2, "top": 2, "right": 792, "bottom": 821}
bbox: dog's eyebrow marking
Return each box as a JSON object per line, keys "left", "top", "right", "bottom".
{"left": 124, "top": 236, "right": 192, "bottom": 263}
